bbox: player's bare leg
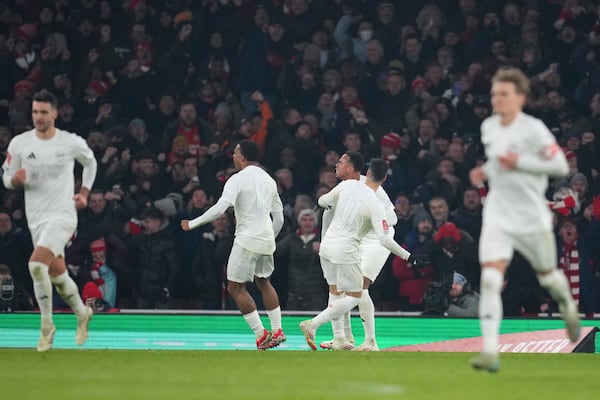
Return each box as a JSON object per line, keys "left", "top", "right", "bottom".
{"left": 255, "top": 277, "right": 285, "bottom": 348}
{"left": 537, "top": 270, "right": 580, "bottom": 342}
{"left": 228, "top": 281, "right": 270, "bottom": 349}
{"left": 49, "top": 256, "right": 92, "bottom": 345}
{"left": 29, "top": 246, "right": 56, "bottom": 352}
{"left": 471, "top": 260, "right": 505, "bottom": 372}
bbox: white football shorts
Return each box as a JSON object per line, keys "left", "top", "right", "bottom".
{"left": 359, "top": 243, "right": 391, "bottom": 282}
{"left": 30, "top": 218, "right": 77, "bottom": 258}
{"left": 227, "top": 242, "right": 274, "bottom": 283}
{"left": 320, "top": 256, "right": 362, "bottom": 292}
{"left": 479, "top": 226, "right": 557, "bottom": 273}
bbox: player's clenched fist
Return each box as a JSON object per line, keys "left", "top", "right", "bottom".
{"left": 11, "top": 168, "right": 26, "bottom": 187}
{"left": 469, "top": 167, "right": 486, "bottom": 186}
{"left": 180, "top": 220, "right": 191, "bottom": 231}
{"left": 73, "top": 193, "right": 88, "bottom": 209}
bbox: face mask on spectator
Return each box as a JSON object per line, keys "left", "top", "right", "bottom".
{"left": 359, "top": 30, "right": 373, "bottom": 42}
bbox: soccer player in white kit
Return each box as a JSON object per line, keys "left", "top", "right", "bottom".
{"left": 318, "top": 152, "right": 398, "bottom": 351}
{"left": 1, "top": 90, "right": 97, "bottom": 352}
{"left": 181, "top": 140, "right": 285, "bottom": 350}
{"left": 469, "top": 68, "right": 580, "bottom": 371}
{"left": 300, "top": 157, "right": 413, "bottom": 350}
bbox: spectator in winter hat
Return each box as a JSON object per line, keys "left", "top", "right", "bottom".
{"left": 569, "top": 173, "right": 589, "bottom": 203}
{"left": 380, "top": 132, "right": 402, "bottom": 162}
{"left": 447, "top": 271, "right": 479, "bottom": 317}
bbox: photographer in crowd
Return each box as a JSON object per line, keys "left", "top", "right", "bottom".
{"left": 447, "top": 272, "right": 479, "bottom": 317}
{"left": 0, "top": 264, "right": 33, "bottom": 312}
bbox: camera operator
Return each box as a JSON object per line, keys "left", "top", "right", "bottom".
{"left": 447, "top": 272, "right": 479, "bottom": 317}
{"left": 0, "top": 264, "right": 33, "bottom": 312}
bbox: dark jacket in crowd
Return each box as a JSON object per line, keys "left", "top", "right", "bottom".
{"left": 131, "top": 223, "right": 178, "bottom": 306}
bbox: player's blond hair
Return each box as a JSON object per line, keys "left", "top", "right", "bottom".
{"left": 491, "top": 67, "right": 530, "bottom": 96}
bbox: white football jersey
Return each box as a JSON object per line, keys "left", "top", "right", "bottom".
{"left": 481, "top": 112, "right": 569, "bottom": 233}
{"left": 2, "top": 129, "right": 96, "bottom": 226}
{"left": 359, "top": 175, "right": 397, "bottom": 246}
{"left": 220, "top": 165, "right": 283, "bottom": 255}
{"left": 318, "top": 179, "right": 408, "bottom": 264}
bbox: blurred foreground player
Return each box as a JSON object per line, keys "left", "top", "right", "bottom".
{"left": 469, "top": 68, "right": 580, "bottom": 372}
{"left": 1, "top": 89, "right": 96, "bottom": 351}
{"left": 181, "top": 140, "right": 285, "bottom": 350}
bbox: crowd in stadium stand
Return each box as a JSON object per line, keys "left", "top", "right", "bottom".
{"left": 1, "top": 0, "right": 600, "bottom": 315}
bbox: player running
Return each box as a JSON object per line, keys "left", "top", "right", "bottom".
{"left": 300, "top": 156, "right": 416, "bottom": 350}
{"left": 469, "top": 67, "right": 580, "bottom": 372}
{"left": 2, "top": 89, "right": 97, "bottom": 351}
{"left": 181, "top": 140, "right": 285, "bottom": 350}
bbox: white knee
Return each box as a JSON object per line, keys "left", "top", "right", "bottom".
{"left": 28, "top": 261, "right": 49, "bottom": 280}
{"left": 480, "top": 268, "right": 504, "bottom": 293}
{"left": 50, "top": 271, "right": 69, "bottom": 287}
{"left": 537, "top": 269, "right": 565, "bottom": 289}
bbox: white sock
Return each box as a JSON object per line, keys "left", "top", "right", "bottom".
{"left": 332, "top": 317, "right": 345, "bottom": 339}
{"left": 343, "top": 311, "right": 353, "bottom": 340}
{"left": 328, "top": 292, "right": 343, "bottom": 306}
{"left": 243, "top": 310, "right": 265, "bottom": 338}
{"left": 538, "top": 269, "right": 573, "bottom": 308}
{"left": 266, "top": 306, "right": 282, "bottom": 332}
{"left": 359, "top": 289, "right": 375, "bottom": 341}
{"left": 29, "top": 261, "right": 53, "bottom": 325}
{"left": 329, "top": 292, "right": 345, "bottom": 339}
{"left": 51, "top": 271, "right": 86, "bottom": 318}
{"left": 478, "top": 268, "right": 504, "bottom": 354}
{"left": 312, "top": 296, "right": 360, "bottom": 329}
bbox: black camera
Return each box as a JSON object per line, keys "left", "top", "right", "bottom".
{"left": 422, "top": 281, "right": 451, "bottom": 316}
{"left": 0, "top": 277, "right": 15, "bottom": 301}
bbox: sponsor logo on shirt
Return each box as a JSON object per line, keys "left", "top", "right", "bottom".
{"left": 26, "top": 152, "right": 36, "bottom": 159}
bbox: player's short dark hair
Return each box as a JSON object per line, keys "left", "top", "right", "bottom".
{"left": 492, "top": 67, "right": 530, "bottom": 95}
{"left": 89, "top": 188, "right": 105, "bottom": 197}
{"left": 345, "top": 151, "right": 365, "bottom": 173}
{"left": 140, "top": 207, "right": 164, "bottom": 221}
{"left": 238, "top": 139, "right": 260, "bottom": 162}
{"left": 368, "top": 158, "right": 387, "bottom": 182}
{"left": 33, "top": 89, "right": 58, "bottom": 109}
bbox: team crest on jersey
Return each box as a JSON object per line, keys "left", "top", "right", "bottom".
{"left": 55, "top": 150, "right": 66, "bottom": 162}
{"left": 382, "top": 219, "right": 389, "bottom": 233}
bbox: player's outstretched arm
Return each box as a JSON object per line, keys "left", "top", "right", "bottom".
{"left": 182, "top": 197, "right": 231, "bottom": 231}
{"left": 369, "top": 207, "right": 411, "bottom": 261}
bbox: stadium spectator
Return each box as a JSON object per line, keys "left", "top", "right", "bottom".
{"left": 446, "top": 272, "right": 479, "bottom": 317}
{"left": 1, "top": 0, "right": 600, "bottom": 314}
{"left": 275, "top": 209, "right": 326, "bottom": 311}
{"left": 131, "top": 207, "right": 177, "bottom": 309}
{"left": 0, "top": 209, "right": 33, "bottom": 293}
{"left": 0, "top": 263, "right": 33, "bottom": 312}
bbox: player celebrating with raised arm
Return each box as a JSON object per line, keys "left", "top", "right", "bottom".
{"left": 181, "top": 140, "right": 285, "bottom": 350}
{"left": 470, "top": 68, "right": 580, "bottom": 372}
{"left": 1, "top": 89, "right": 97, "bottom": 352}
{"left": 300, "top": 157, "right": 417, "bottom": 350}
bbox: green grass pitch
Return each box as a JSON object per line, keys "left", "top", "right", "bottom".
{"left": 2, "top": 349, "right": 598, "bottom": 400}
